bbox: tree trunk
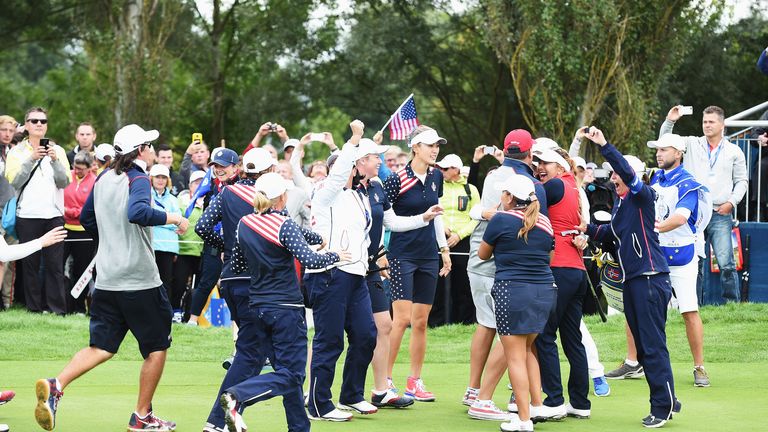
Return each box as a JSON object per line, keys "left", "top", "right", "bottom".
{"left": 115, "top": 0, "right": 143, "bottom": 127}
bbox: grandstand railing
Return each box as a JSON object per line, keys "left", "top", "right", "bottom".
{"left": 725, "top": 100, "right": 768, "bottom": 223}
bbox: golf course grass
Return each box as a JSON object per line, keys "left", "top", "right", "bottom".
{"left": 1, "top": 303, "right": 766, "bottom": 431}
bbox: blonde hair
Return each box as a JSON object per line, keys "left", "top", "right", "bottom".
{"left": 407, "top": 125, "right": 435, "bottom": 159}
{"left": 553, "top": 147, "right": 577, "bottom": 173}
{"left": 253, "top": 191, "right": 281, "bottom": 214}
{"left": 0, "top": 115, "right": 17, "bottom": 126}
{"left": 517, "top": 198, "right": 541, "bottom": 242}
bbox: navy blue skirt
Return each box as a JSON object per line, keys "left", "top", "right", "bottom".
{"left": 491, "top": 280, "right": 557, "bottom": 336}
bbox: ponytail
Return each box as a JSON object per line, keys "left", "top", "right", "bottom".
{"left": 517, "top": 199, "right": 541, "bottom": 242}
{"left": 253, "top": 191, "right": 273, "bottom": 214}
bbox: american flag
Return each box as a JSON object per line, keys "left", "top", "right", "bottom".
{"left": 389, "top": 96, "right": 419, "bottom": 140}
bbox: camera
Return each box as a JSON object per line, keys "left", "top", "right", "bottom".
{"left": 680, "top": 106, "right": 693, "bottom": 116}
{"left": 483, "top": 145, "right": 495, "bottom": 155}
{"left": 268, "top": 123, "right": 278, "bottom": 132}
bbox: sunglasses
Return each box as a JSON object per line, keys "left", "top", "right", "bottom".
{"left": 27, "top": 119, "right": 48, "bottom": 125}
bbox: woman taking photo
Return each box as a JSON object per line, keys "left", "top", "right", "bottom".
{"left": 383, "top": 125, "right": 451, "bottom": 402}
{"left": 579, "top": 127, "right": 680, "bottom": 428}
{"left": 477, "top": 174, "right": 555, "bottom": 432}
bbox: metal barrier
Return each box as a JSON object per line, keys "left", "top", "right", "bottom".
{"left": 725, "top": 100, "right": 768, "bottom": 223}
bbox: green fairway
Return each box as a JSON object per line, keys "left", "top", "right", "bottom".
{"left": 1, "top": 303, "right": 767, "bottom": 431}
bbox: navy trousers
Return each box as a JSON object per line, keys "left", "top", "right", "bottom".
{"left": 305, "top": 269, "right": 377, "bottom": 416}
{"left": 536, "top": 267, "right": 590, "bottom": 410}
{"left": 624, "top": 274, "right": 677, "bottom": 419}
{"left": 190, "top": 244, "right": 223, "bottom": 316}
{"left": 227, "top": 307, "right": 310, "bottom": 432}
{"left": 206, "top": 280, "right": 265, "bottom": 428}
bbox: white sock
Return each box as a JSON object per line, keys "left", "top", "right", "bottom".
{"left": 372, "top": 389, "right": 387, "bottom": 396}
{"left": 625, "top": 359, "right": 639, "bottom": 367}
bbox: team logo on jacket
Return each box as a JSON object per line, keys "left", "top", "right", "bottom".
{"left": 431, "top": 183, "right": 436, "bottom": 192}
{"left": 374, "top": 193, "right": 380, "bottom": 202}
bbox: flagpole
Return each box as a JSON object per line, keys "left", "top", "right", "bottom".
{"left": 378, "top": 93, "right": 415, "bottom": 134}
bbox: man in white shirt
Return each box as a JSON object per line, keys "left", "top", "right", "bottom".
{"left": 5, "top": 107, "right": 71, "bottom": 314}
{"left": 660, "top": 105, "right": 748, "bottom": 303}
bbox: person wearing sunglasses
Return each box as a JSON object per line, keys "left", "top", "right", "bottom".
{"left": 5, "top": 107, "right": 71, "bottom": 315}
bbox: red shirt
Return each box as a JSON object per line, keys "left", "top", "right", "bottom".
{"left": 64, "top": 170, "right": 96, "bottom": 228}
{"left": 547, "top": 172, "right": 585, "bottom": 270}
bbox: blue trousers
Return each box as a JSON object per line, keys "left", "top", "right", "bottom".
{"left": 702, "top": 212, "right": 740, "bottom": 302}
{"left": 206, "top": 280, "right": 265, "bottom": 428}
{"left": 305, "top": 269, "right": 377, "bottom": 416}
{"left": 227, "top": 307, "right": 310, "bottom": 432}
{"left": 535, "top": 267, "right": 590, "bottom": 410}
{"left": 624, "top": 274, "right": 677, "bottom": 419}
{"left": 190, "top": 244, "right": 223, "bottom": 316}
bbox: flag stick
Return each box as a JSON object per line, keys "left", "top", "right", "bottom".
{"left": 378, "top": 93, "right": 415, "bottom": 134}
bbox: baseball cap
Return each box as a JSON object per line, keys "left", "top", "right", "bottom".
{"left": 209, "top": 148, "right": 239, "bottom": 167}
{"left": 647, "top": 134, "right": 686, "bottom": 151}
{"left": 356, "top": 138, "right": 389, "bottom": 161}
{"left": 189, "top": 170, "right": 206, "bottom": 183}
{"left": 283, "top": 138, "right": 299, "bottom": 151}
{"left": 254, "top": 172, "right": 293, "bottom": 200}
{"left": 585, "top": 162, "right": 598, "bottom": 170}
{"left": 533, "top": 137, "right": 560, "bottom": 154}
{"left": 602, "top": 155, "right": 646, "bottom": 175}
{"left": 503, "top": 129, "right": 534, "bottom": 154}
{"left": 94, "top": 143, "right": 115, "bottom": 162}
{"left": 113, "top": 124, "right": 159, "bottom": 155}
{"left": 149, "top": 164, "right": 170, "bottom": 178}
{"left": 242, "top": 147, "right": 277, "bottom": 174}
{"left": 494, "top": 174, "right": 537, "bottom": 202}
{"left": 435, "top": 154, "right": 463, "bottom": 170}
{"left": 534, "top": 148, "right": 570, "bottom": 172}
{"left": 572, "top": 156, "right": 587, "bottom": 170}
{"left": 408, "top": 129, "right": 447, "bottom": 148}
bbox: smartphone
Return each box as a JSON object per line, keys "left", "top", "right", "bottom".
{"left": 40, "top": 138, "right": 50, "bottom": 149}
{"left": 680, "top": 106, "right": 693, "bottom": 116}
{"left": 483, "top": 145, "right": 495, "bottom": 155}
{"left": 582, "top": 126, "right": 591, "bottom": 134}
{"left": 310, "top": 133, "right": 325, "bottom": 142}
{"left": 192, "top": 132, "right": 203, "bottom": 143}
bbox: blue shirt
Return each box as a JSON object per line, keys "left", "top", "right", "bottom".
{"left": 230, "top": 210, "right": 339, "bottom": 307}
{"left": 482, "top": 210, "right": 555, "bottom": 283}
{"left": 383, "top": 162, "right": 443, "bottom": 260}
{"left": 361, "top": 180, "right": 391, "bottom": 258}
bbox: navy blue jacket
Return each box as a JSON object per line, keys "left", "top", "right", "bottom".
{"left": 230, "top": 209, "right": 339, "bottom": 307}
{"left": 586, "top": 143, "right": 669, "bottom": 280}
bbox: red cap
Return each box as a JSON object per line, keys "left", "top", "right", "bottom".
{"left": 503, "top": 129, "right": 534, "bottom": 153}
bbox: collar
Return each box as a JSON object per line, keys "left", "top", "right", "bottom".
{"left": 263, "top": 208, "right": 289, "bottom": 217}
{"left": 134, "top": 159, "right": 148, "bottom": 173}
{"left": 404, "top": 161, "right": 433, "bottom": 179}
{"left": 237, "top": 178, "right": 257, "bottom": 186}
{"left": 502, "top": 158, "right": 534, "bottom": 177}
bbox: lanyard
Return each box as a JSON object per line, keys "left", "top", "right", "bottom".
{"left": 707, "top": 140, "right": 724, "bottom": 170}
{"left": 353, "top": 188, "right": 372, "bottom": 230}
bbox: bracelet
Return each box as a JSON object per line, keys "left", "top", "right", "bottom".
{"left": 440, "top": 247, "right": 450, "bottom": 253}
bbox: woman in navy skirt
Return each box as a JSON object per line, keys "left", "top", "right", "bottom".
{"left": 478, "top": 174, "right": 555, "bottom": 432}
{"left": 218, "top": 173, "right": 350, "bottom": 432}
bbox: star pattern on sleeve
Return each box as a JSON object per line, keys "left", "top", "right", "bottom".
{"left": 299, "top": 226, "right": 324, "bottom": 245}
{"left": 280, "top": 219, "right": 339, "bottom": 269}
{"left": 195, "top": 192, "right": 225, "bottom": 250}
{"left": 383, "top": 171, "right": 402, "bottom": 205}
{"left": 230, "top": 223, "right": 248, "bottom": 274}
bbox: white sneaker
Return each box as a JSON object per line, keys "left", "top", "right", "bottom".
{"left": 468, "top": 400, "right": 512, "bottom": 421}
{"left": 500, "top": 415, "right": 534, "bottom": 431}
{"left": 308, "top": 407, "right": 352, "bottom": 422}
{"left": 338, "top": 400, "right": 378, "bottom": 414}
{"left": 565, "top": 403, "right": 590, "bottom": 419}
{"left": 531, "top": 404, "right": 567, "bottom": 422}
{"left": 462, "top": 387, "right": 479, "bottom": 406}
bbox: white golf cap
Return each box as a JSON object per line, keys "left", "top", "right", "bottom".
{"left": 242, "top": 148, "right": 277, "bottom": 174}
{"left": 149, "top": 164, "right": 170, "bottom": 178}
{"left": 283, "top": 138, "right": 299, "bottom": 150}
{"left": 572, "top": 156, "right": 587, "bottom": 170}
{"left": 533, "top": 137, "right": 560, "bottom": 154}
{"left": 435, "top": 154, "right": 463, "bottom": 170}
{"left": 113, "top": 124, "right": 159, "bottom": 155}
{"left": 94, "top": 143, "right": 115, "bottom": 162}
{"left": 189, "top": 170, "right": 206, "bottom": 183}
{"left": 602, "top": 155, "right": 646, "bottom": 174}
{"left": 254, "top": 172, "right": 293, "bottom": 199}
{"left": 408, "top": 129, "right": 447, "bottom": 148}
{"left": 647, "top": 133, "right": 686, "bottom": 151}
{"left": 494, "top": 174, "right": 538, "bottom": 202}
{"left": 534, "top": 148, "right": 570, "bottom": 172}
{"left": 586, "top": 162, "right": 598, "bottom": 169}
{"left": 356, "top": 138, "right": 389, "bottom": 161}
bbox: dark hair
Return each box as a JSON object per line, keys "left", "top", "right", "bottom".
{"left": 25, "top": 107, "right": 47, "bottom": 121}
{"left": 112, "top": 149, "right": 140, "bottom": 175}
{"left": 504, "top": 149, "right": 530, "bottom": 160}
{"left": 77, "top": 122, "right": 95, "bottom": 134}
{"left": 157, "top": 143, "right": 172, "bottom": 153}
{"left": 703, "top": 106, "right": 725, "bottom": 121}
